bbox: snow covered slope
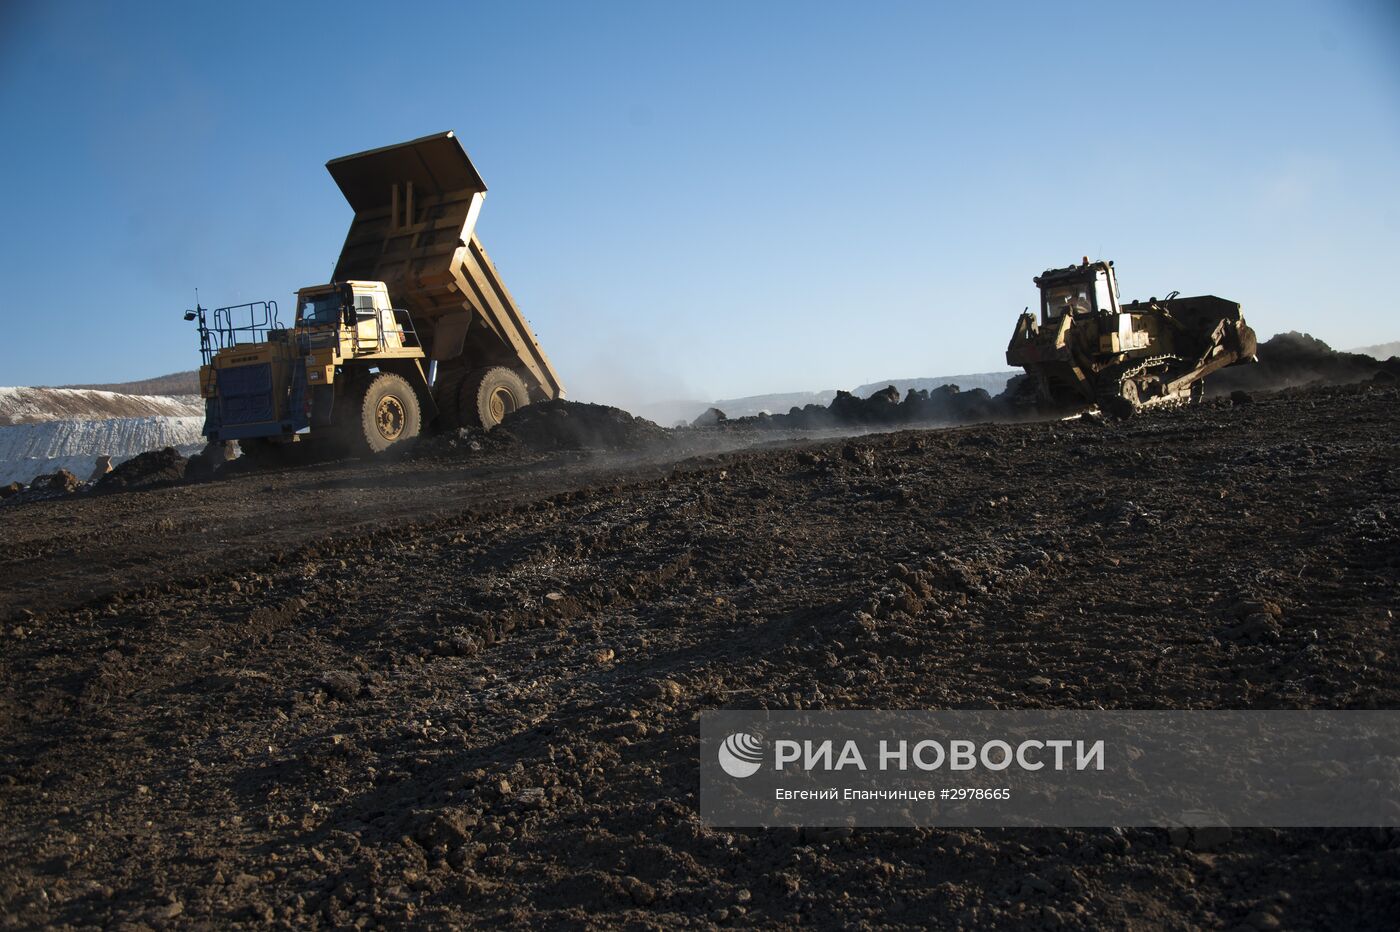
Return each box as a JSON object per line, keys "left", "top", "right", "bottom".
{"left": 0, "top": 386, "right": 208, "bottom": 486}
{"left": 0, "top": 387, "right": 201, "bottom": 426}
{"left": 0, "top": 416, "right": 207, "bottom": 486}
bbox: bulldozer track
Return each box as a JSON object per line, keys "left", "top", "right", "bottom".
{"left": 1097, "top": 354, "right": 1201, "bottom": 414}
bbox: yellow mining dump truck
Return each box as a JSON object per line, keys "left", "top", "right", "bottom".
{"left": 1005, "top": 258, "right": 1257, "bottom": 417}
{"left": 189, "top": 131, "right": 565, "bottom": 459}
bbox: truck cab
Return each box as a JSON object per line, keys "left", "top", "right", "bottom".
{"left": 295, "top": 281, "right": 424, "bottom": 391}
{"left": 296, "top": 281, "right": 419, "bottom": 352}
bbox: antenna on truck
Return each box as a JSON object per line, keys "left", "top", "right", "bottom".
{"left": 184, "top": 289, "right": 212, "bottom": 366}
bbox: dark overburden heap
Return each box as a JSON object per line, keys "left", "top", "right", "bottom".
{"left": 497, "top": 400, "right": 674, "bottom": 452}
{"left": 94, "top": 446, "right": 188, "bottom": 491}
{"left": 409, "top": 425, "right": 510, "bottom": 460}
{"left": 1209, "top": 331, "right": 1399, "bottom": 394}
{"left": 732, "top": 383, "right": 1002, "bottom": 430}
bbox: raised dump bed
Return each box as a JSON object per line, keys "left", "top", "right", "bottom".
{"left": 326, "top": 131, "right": 565, "bottom": 404}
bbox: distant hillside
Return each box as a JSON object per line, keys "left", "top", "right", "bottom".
{"left": 56, "top": 370, "right": 199, "bottom": 397}
{"left": 854, "top": 371, "right": 1018, "bottom": 399}
{"left": 632, "top": 399, "right": 721, "bottom": 427}
{"left": 634, "top": 392, "right": 841, "bottom": 425}
{"left": 712, "top": 390, "right": 839, "bottom": 419}
{"left": 1349, "top": 341, "right": 1400, "bottom": 361}
{"left": 638, "top": 371, "right": 1021, "bottom": 424}
{"left": 851, "top": 369, "right": 1019, "bottom": 397}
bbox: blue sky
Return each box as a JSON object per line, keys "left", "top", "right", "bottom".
{"left": 1, "top": 0, "right": 1397, "bottom": 405}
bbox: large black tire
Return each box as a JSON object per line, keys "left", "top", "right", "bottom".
{"left": 349, "top": 372, "right": 422, "bottom": 454}
{"left": 431, "top": 361, "right": 470, "bottom": 430}
{"left": 460, "top": 366, "right": 530, "bottom": 430}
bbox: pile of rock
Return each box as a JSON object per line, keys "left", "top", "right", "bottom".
{"left": 702, "top": 383, "right": 1000, "bottom": 432}
{"left": 94, "top": 447, "right": 189, "bottom": 492}
{"left": 497, "top": 401, "right": 673, "bottom": 452}
{"left": 1210, "top": 331, "right": 1400, "bottom": 394}
{"left": 0, "top": 468, "right": 85, "bottom": 505}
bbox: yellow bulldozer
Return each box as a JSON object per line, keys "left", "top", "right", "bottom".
{"left": 187, "top": 132, "right": 565, "bottom": 460}
{"left": 1006, "top": 258, "right": 1257, "bottom": 417}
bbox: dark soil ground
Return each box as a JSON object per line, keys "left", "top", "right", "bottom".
{"left": 2, "top": 381, "right": 1398, "bottom": 929}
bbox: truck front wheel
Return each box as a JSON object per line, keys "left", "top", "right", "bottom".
{"left": 352, "top": 372, "right": 422, "bottom": 454}
{"left": 462, "top": 367, "right": 529, "bottom": 430}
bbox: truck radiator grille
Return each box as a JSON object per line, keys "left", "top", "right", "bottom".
{"left": 217, "top": 363, "right": 275, "bottom": 425}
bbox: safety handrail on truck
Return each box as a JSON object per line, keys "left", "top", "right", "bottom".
{"left": 211, "top": 301, "right": 282, "bottom": 352}
{"left": 377, "top": 309, "right": 421, "bottom": 351}
{"left": 348, "top": 308, "right": 421, "bottom": 353}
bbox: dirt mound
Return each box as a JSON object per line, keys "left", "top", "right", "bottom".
{"left": 718, "top": 383, "right": 1001, "bottom": 431}
{"left": 1209, "top": 331, "right": 1397, "bottom": 394}
{"left": 183, "top": 442, "right": 239, "bottom": 482}
{"left": 410, "top": 425, "right": 512, "bottom": 460}
{"left": 94, "top": 446, "right": 188, "bottom": 491}
{"left": 690, "top": 407, "right": 727, "bottom": 427}
{"left": 498, "top": 401, "right": 673, "bottom": 452}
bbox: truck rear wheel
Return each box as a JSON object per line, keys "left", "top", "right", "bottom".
{"left": 351, "top": 372, "right": 422, "bottom": 454}
{"left": 431, "top": 362, "right": 469, "bottom": 430}
{"left": 461, "top": 367, "right": 529, "bottom": 430}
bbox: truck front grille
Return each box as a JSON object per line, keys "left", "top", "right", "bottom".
{"left": 217, "top": 363, "right": 275, "bottom": 425}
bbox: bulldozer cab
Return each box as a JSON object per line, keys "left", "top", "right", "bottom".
{"left": 1037, "top": 261, "right": 1120, "bottom": 323}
